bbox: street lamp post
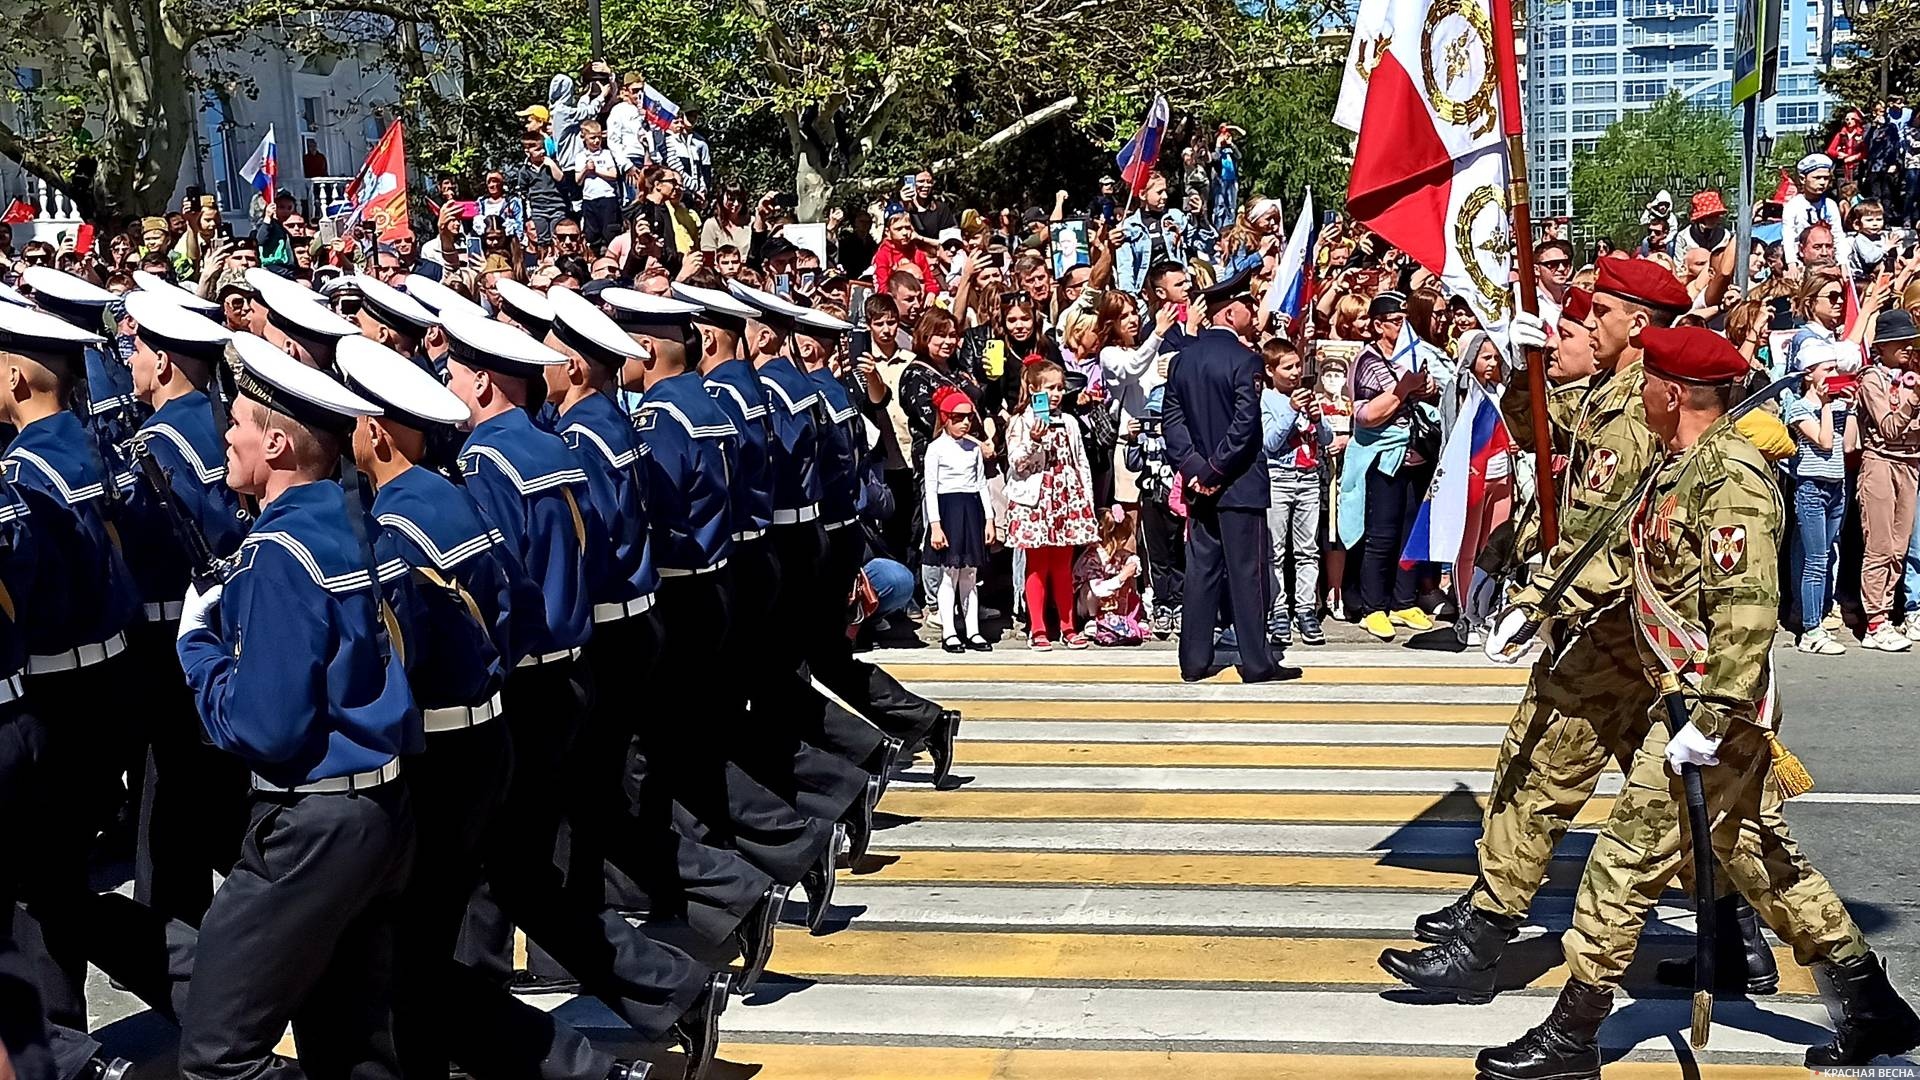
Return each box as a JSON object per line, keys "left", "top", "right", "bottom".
{"left": 589, "top": 0, "right": 603, "bottom": 59}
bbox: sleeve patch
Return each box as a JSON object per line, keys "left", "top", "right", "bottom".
{"left": 1708, "top": 524, "right": 1746, "bottom": 576}
{"left": 1585, "top": 447, "right": 1619, "bottom": 493}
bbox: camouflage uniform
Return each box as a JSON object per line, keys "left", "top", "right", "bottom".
{"left": 1503, "top": 374, "right": 1592, "bottom": 565}
{"left": 1561, "top": 421, "right": 1869, "bottom": 988}
{"left": 1468, "top": 361, "right": 1662, "bottom": 923}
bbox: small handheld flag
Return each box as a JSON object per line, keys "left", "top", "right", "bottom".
{"left": 1116, "top": 95, "right": 1170, "bottom": 198}
{"left": 1260, "top": 188, "right": 1316, "bottom": 335}
{"left": 240, "top": 126, "right": 278, "bottom": 199}
{"left": 641, "top": 86, "right": 680, "bottom": 132}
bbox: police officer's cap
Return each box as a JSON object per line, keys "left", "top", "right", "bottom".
{"left": 132, "top": 270, "right": 221, "bottom": 316}
{"left": 124, "top": 290, "right": 231, "bottom": 363}
{"left": 19, "top": 266, "right": 113, "bottom": 330}
{"left": 1196, "top": 263, "right": 1257, "bottom": 307}
{"left": 403, "top": 274, "right": 486, "bottom": 321}
{"left": 0, "top": 299, "right": 103, "bottom": 369}
{"left": 549, "top": 285, "right": 646, "bottom": 368}
{"left": 601, "top": 288, "right": 702, "bottom": 335}
{"left": 335, "top": 335, "right": 470, "bottom": 430}
{"left": 228, "top": 331, "right": 381, "bottom": 432}
{"left": 670, "top": 282, "right": 756, "bottom": 333}
{"left": 725, "top": 280, "right": 808, "bottom": 326}
{"left": 327, "top": 274, "right": 439, "bottom": 338}
{"left": 493, "top": 278, "right": 555, "bottom": 339}
{"left": 1366, "top": 290, "right": 1407, "bottom": 318}
{"left": 438, "top": 307, "right": 567, "bottom": 378}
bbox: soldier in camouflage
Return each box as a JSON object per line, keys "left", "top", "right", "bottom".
{"left": 1475, "top": 325, "right": 1920, "bottom": 1080}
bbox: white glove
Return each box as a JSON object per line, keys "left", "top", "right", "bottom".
{"left": 1664, "top": 722, "right": 1722, "bottom": 773}
{"left": 177, "top": 582, "right": 223, "bottom": 642}
{"left": 1510, "top": 309, "right": 1549, "bottom": 351}
{"left": 1483, "top": 603, "right": 1544, "bottom": 665}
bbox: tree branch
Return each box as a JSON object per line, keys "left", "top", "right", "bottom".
{"left": 842, "top": 94, "right": 1079, "bottom": 192}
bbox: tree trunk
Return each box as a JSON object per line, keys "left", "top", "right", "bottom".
{"left": 793, "top": 132, "right": 834, "bottom": 221}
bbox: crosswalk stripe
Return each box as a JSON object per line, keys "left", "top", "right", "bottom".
{"left": 939, "top": 699, "right": 1515, "bottom": 721}
{"left": 886, "top": 663, "right": 1533, "bottom": 686}
{"left": 849, "top": 850, "right": 1586, "bottom": 891}
{"left": 892, "top": 763, "right": 1625, "bottom": 794}
{"left": 958, "top": 720, "right": 1509, "bottom": 744}
{"left": 953, "top": 741, "right": 1504, "bottom": 768}
{"left": 913, "top": 682, "right": 1524, "bottom": 704}
{"left": 881, "top": 789, "right": 1620, "bottom": 823}
{"left": 878, "top": 648, "right": 1517, "bottom": 668}
{"left": 870, "top": 819, "right": 1589, "bottom": 857}
{"left": 759, "top": 928, "right": 1816, "bottom": 994}
{"left": 706, "top": 1044, "right": 1812, "bottom": 1079}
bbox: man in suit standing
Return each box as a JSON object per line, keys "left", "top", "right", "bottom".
{"left": 1163, "top": 266, "right": 1279, "bottom": 682}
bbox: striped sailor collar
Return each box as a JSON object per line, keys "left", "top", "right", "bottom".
{"left": 371, "top": 466, "right": 505, "bottom": 571}
{"left": 3, "top": 410, "right": 115, "bottom": 500}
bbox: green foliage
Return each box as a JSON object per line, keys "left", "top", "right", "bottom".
{"left": 1209, "top": 64, "right": 1352, "bottom": 213}
{"left": 1820, "top": 0, "right": 1919, "bottom": 107}
{"left": 1569, "top": 93, "right": 1738, "bottom": 248}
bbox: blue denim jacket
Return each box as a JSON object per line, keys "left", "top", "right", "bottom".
{"left": 1115, "top": 207, "right": 1192, "bottom": 294}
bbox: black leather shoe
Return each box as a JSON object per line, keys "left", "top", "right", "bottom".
{"left": 930, "top": 709, "right": 961, "bottom": 786}
{"left": 507, "top": 969, "right": 581, "bottom": 996}
{"left": 1655, "top": 894, "right": 1779, "bottom": 995}
{"left": 79, "top": 1059, "right": 134, "bottom": 1080}
{"left": 1414, "top": 891, "right": 1476, "bottom": 944}
{"left": 803, "top": 823, "right": 844, "bottom": 933}
{"left": 734, "top": 884, "right": 787, "bottom": 995}
{"left": 844, "top": 774, "right": 882, "bottom": 864}
{"left": 1378, "top": 908, "right": 1519, "bottom": 1004}
{"left": 1475, "top": 980, "right": 1611, "bottom": 1080}
{"left": 868, "top": 736, "right": 904, "bottom": 802}
{"left": 942, "top": 636, "right": 965, "bottom": 653}
{"left": 1805, "top": 952, "right": 1920, "bottom": 1067}
{"left": 673, "top": 972, "right": 730, "bottom": 1080}
{"left": 605, "top": 1060, "right": 652, "bottom": 1080}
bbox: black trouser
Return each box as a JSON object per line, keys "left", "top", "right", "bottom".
{"left": 807, "top": 525, "right": 942, "bottom": 747}
{"left": 1359, "top": 459, "right": 1432, "bottom": 616}
{"left": 129, "top": 618, "right": 247, "bottom": 927}
{"left": 1178, "top": 506, "right": 1278, "bottom": 683}
{"left": 178, "top": 781, "right": 415, "bottom": 1080}
{"left": 581, "top": 197, "right": 621, "bottom": 246}
{"left": 394, "top": 718, "right": 512, "bottom": 1080}
{"left": 1139, "top": 496, "right": 1186, "bottom": 613}
{"left": 882, "top": 468, "right": 916, "bottom": 568}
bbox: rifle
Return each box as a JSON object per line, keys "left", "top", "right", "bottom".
{"left": 129, "top": 438, "right": 228, "bottom": 592}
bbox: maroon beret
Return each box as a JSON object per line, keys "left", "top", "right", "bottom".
{"left": 1560, "top": 287, "right": 1593, "bottom": 325}
{"left": 1595, "top": 257, "right": 1693, "bottom": 314}
{"left": 1640, "top": 324, "right": 1747, "bottom": 385}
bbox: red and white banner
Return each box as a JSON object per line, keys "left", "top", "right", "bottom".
{"left": 343, "top": 121, "right": 410, "bottom": 240}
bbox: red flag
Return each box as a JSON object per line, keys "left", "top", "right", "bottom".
{"left": 1769, "top": 169, "right": 1798, "bottom": 205}
{"left": 1842, "top": 272, "right": 1862, "bottom": 337}
{"left": 344, "top": 122, "right": 410, "bottom": 239}
{"left": 2, "top": 199, "right": 36, "bottom": 225}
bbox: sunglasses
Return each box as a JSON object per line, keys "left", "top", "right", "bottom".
{"left": 1001, "top": 290, "right": 1033, "bottom": 305}
{"left": 945, "top": 411, "right": 975, "bottom": 421}
{"left": 1539, "top": 259, "right": 1571, "bottom": 270}
{"left": 1820, "top": 291, "right": 1845, "bottom": 303}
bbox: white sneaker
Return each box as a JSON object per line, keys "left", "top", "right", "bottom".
{"left": 1466, "top": 627, "right": 1485, "bottom": 647}
{"left": 1861, "top": 623, "right": 1913, "bottom": 652}
{"left": 1904, "top": 618, "right": 1920, "bottom": 643}
{"left": 1796, "top": 628, "right": 1846, "bottom": 656}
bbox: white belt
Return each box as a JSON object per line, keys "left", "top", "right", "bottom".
{"left": 423, "top": 692, "right": 503, "bottom": 733}
{"left": 0, "top": 673, "right": 23, "bottom": 706}
{"left": 593, "top": 594, "right": 656, "bottom": 624}
{"left": 731, "top": 527, "right": 766, "bottom": 542}
{"left": 253, "top": 757, "right": 401, "bottom": 795}
{"left": 145, "top": 601, "right": 184, "bottom": 622}
{"left": 823, "top": 518, "right": 856, "bottom": 532}
{"left": 28, "top": 632, "right": 129, "bottom": 675}
{"left": 516, "top": 647, "right": 581, "bottom": 669}
{"left": 771, "top": 504, "right": 820, "bottom": 525}
{"left": 658, "top": 559, "right": 727, "bottom": 578}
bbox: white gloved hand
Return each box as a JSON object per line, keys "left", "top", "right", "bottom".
{"left": 1664, "top": 721, "right": 1722, "bottom": 773}
{"left": 177, "top": 582, "right": 223, "bottom": 642}
{"left": 1510, "top": 309, "right": 1550, "bottom": 351}
{"left": 1483, "top": 603, "right": 1544, "bottom": 665}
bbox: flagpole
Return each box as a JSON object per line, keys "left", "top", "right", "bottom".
{"left": 1490, "top": 0, "right": 1557, "bottom": 550}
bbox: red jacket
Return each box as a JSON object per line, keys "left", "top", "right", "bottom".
{"left": 873, "top": 239, "right": 942, "bottom": 294}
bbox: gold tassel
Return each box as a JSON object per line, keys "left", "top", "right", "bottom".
{"left": 1691, "top": 988, "right": 1713, "bottom": 1049}
{"left": 1769, "top": 733, "right": 1814, "bottom": 799}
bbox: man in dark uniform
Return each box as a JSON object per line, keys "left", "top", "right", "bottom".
{"left": 244, "top": 267, "right": 359, "bottom": 372}
{"left": 1161, "top": 265, "right": 1278, "bottom": 682}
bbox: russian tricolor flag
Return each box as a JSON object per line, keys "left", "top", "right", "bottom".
{"left": 1260, "top": 188, "right": 1315, "bottom": 336}
{"left": 1116, "top": 94, "right": 1169, "bottom": 197}
{"left": 1401, "top": 379, "right": 1512, "bottom": 569}
{"left": 240, "top": 125, "right": 278, "bottom": 198}
{"left": 641, "top": 85, "right": 680, "bottom": 131}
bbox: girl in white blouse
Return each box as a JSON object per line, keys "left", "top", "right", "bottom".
{"left": 922, "top": 387, "right": 995, "bottom": 652}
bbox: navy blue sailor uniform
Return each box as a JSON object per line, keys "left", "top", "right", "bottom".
{"left": 702, "top": 356, "right": 781, "bottom": 636}
{"left": 1161, "top": 279, "right": 1279, "bottom": 684}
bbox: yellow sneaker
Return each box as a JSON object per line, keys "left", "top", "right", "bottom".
{"left": 1361, "top": 611, "right": 1396, "bottom": 640}
{"left": 1390, "top": 607, "right": 1435, "bottom": 632}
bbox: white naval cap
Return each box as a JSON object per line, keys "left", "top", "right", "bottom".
{"left": 245, "top": 267, "right": 358, "bottom": 345}
{"left": 19, "top": 266, "right": 114, "bottom": 329}
{"left": 725, "top": 279, "right": 809, "bottom": 324}
{"left": 335, "top": 335, "right": 470, "bottom": 430}
{"left": 600, "top": 287, "right": 701, "bottom": 333}
{"left": 438, "top": 306, "right": 567, "bottom": 377}
{"left": 669, "top": 282, "right": 757, "bottom": 329}
{"left": 493, "top": 278, "right": 555, "bottom": 337}
{"left": 402, "top": 273, "right": 486, "bottom": 321}
{"left": 548, "top": 285, "right": 646, "bottom": 366}
{"left": 0, "top": 281, "right": 28, "bottom": 307}
{"left": 229, "top": 331, "right": 381, "bottom": 431}
{"left": 796, "top": 306, "right": 853, "bottom": 336}
{"left": 132, "top": 270, "right": 221, "bottom": 315}
{"left": 243, "top": 266, "right": 320, "bottom": 306}
{"left": 327, "top": 273, "right": 439, "bottom": 337}
{"left": 0, "top": 299, "right": 103, "bottom": 366}
{"left": 124, "top": 290, "right": 231, "bottom": 362}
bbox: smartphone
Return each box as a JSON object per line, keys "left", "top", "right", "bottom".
{"left": 1032, "top": 389, "right": 1052, "bottom": 427}
{"left": 216, "top": 222, "right": 235, "bottom": 240}
{"left": 1174, "top": 301, "right": 1189, "bottom": 325}
{"left": 317, "top": 218, "right": 339, "bottom": 246}
{"left": 982, "top": 339, "right": 1007, "bottom": 378}
{"left": 1321, "top": 210, "right": 1337, "bottom": 227}
{"left": 774, "top": 272, "right": 792, "bottom": 298}
{"left": 848, "top": 329, "right": 871, "bottom": 364}
{"left": 1826, "top": 373, "right": 1860, "bottom": 397}
{"left": 797, "top": 268, "right": 818, "bottom": 293}
{"left": 74, "top": 223, "right": 95, "bottom": 255}
{"left": 849, "top": 284, "right": 871, "bottom": 327}
{"left": 457, "top": 200, "right": 481, "bottom": 220}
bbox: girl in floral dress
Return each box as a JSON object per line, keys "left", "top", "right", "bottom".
{"left": 1005, "top": 359, "right": 1101, "bottom": 649}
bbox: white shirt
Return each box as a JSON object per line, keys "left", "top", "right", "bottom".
{"left": 576, "top": 148, "right": 620, "bottom": 201}
{"left": 606, "top": 101, "right": 648, "bottom": 166}
{"left": 922, "top": 433, "right": 992, "bottom": 522}
{"left": 1782, "top": 194, "right": 1849, "bottom": 270}
{"left": 1099, "top": 333, "right": 1167, "bottom": 424}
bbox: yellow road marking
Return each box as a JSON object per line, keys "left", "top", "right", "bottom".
{"left": 941, "top": 700, "right": 1512, "bottom": 723}
{"left": 716, "top": 1044, "right": 1812, "bottom": 1079}
{"left": 956, "top": 741, "right": 1501, "bottom": 769}
{"left": 853, "top": 850, "right": 1578, "bottom": 891}
{"left": 763, "top": 929, "right": 1814, "bottom": 994}
{"left": 881, "top": 790, "right": 1618, "bottom": 824}
{"left": 891, "top": 663, "right": 1531, "bottom": 686}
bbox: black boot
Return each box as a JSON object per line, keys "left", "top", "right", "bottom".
{"left": 1475, "top": 980, "right": 1612, "bottom": 1080}
{"left": 734, "top": 884, "right": 787, "bottom": 995}
{"left": 672, "top": 972, "right": 730, "bottom": 1080}
{"left": 844, "top": 774, "right": 883, "bottom": 864}
{"left": 1378, "top": 907, "right": 1520, "bottom": 1004}
{"left": 1655, "top": 894, "right": 1779, "bottom": 996}
{"left": 931, "top": 709, "right": 961, "bottom": 786}
{"left": 802, "top": 823, "right": 844, "bottom": 933}
{"left": 1414, "top": 891, "right": 1476, "bottom": 944}
{"left": 79, "top": 1059, "right": 134, "bottom": 1080}
{"left": 867, "top": 735, "right": 904, "bottom": 802}
{"left": 605, "top": 1060, "right": 652, "bottom": 1080}
{"left": 1805, "top": 952, "right": 1920, "bottom": 1067}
